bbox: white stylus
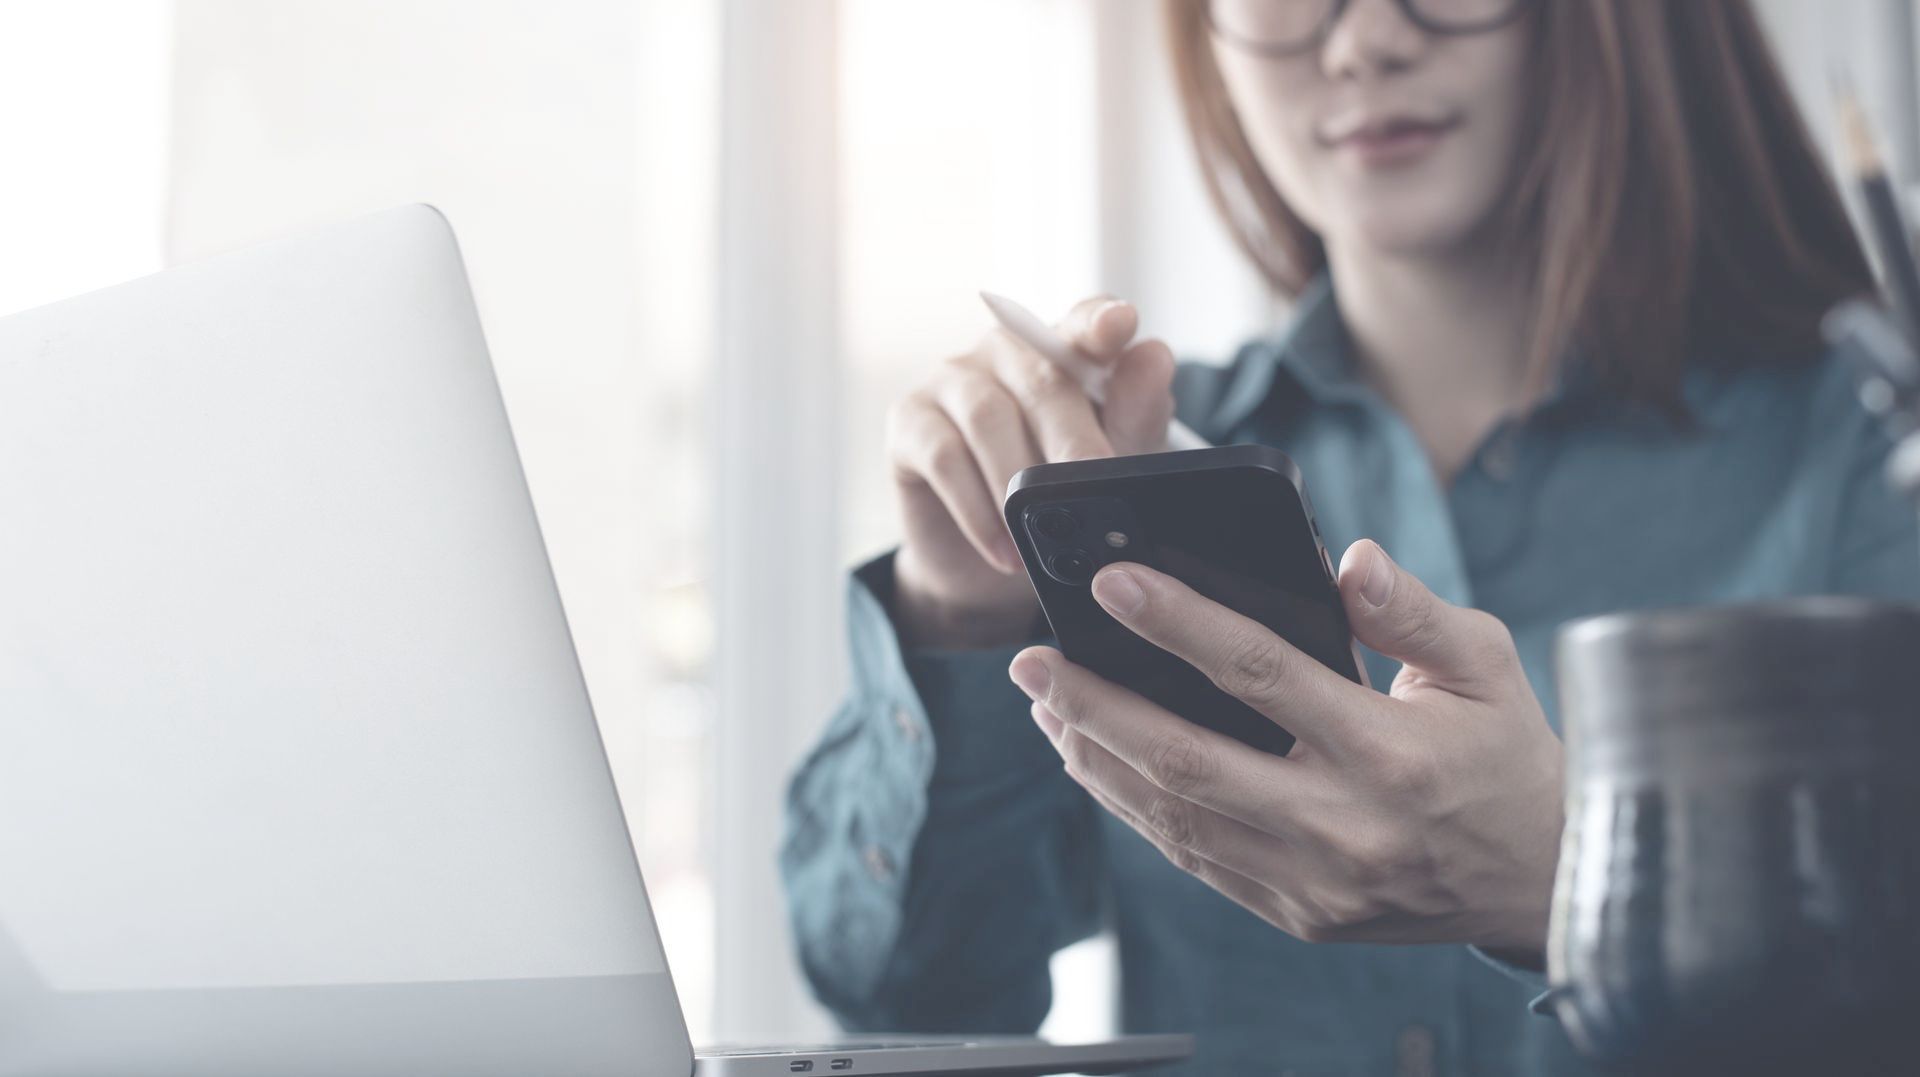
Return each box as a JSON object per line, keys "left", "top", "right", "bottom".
{"left": 979, "top": 291, "right": 1211, "bottom": 451}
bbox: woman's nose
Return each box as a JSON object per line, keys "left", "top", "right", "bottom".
{"left": 1320, "top": 0, "right": 1428, "bottom": 80}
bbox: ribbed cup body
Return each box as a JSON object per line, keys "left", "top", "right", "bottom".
{"left": 1549, "top": 600, "right": 1920, "bottom": 1075}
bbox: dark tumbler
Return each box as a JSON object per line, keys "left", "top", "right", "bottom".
{"left": 1549, "top": 599, "right": 1920, "bottom": 1075}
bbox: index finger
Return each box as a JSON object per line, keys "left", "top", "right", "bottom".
{"left": 1087, "top": 561, "right": 1380, "bottom": 753}
{"left": 982, "top": 329, "right": 1114, "bottom": 462}
{"left": 1009, "top": 646, "right": 1327, "bottom": 836}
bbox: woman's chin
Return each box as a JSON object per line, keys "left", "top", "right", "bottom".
{"left": 1335, "top": 211, "right": 1489, "bottom": 264}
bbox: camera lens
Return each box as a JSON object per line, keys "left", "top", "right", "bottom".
{"left": 1032, "top": 507, "right": 1078, "bottom": 541}
{"left": 1047, "top": 549, "right": 1096, "bottom": 586}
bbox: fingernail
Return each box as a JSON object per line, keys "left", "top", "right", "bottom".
{"left": 1031, "top": 703, "right": 1063, "bottom": 744}
{"left": 1360, "top": 544, "right": 1394, "bottom": 608}
{"left": 1091, "top": 298, "right": 1125, "bottom": 326}
{"left": 1092, "top": 567, "right": 1144, "bottom": 616}
{"left": 1008, "top": 652, "right": 1052, "bottom": 698}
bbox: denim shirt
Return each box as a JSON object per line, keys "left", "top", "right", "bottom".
{"left": 779, "top": 278, "right": 1920, "bottom": 1077}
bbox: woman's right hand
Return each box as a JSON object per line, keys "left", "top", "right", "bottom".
{"left": 886, "top": 296, "right": 1176, "bottom": 650}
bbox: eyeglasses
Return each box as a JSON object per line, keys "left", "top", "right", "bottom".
{"left": 1206, "top": 0, "right": 1531, "bottom": 57}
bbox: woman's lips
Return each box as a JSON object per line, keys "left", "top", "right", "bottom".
{"left": 1324, "top": 115, "right": 1461, "bottom": 169}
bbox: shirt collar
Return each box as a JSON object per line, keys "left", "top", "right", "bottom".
{"left": 1209, "top": 275, "right": 1360, "bottom": 435}
{"left": 1207, "top": 274, "right": 1666, "bottom": 436}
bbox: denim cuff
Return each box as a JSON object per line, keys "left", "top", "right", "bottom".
{"left": 849, "top": 552, "right": 1057, "bottom": 784}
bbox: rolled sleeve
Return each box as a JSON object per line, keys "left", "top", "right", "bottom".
{"left": 780, "top": 555, "right": 935, "bottom": 1004}
{"left": 850, "top": 554, "right": 1060, "bottom": 783}
{"left": 781, "top": 552, "right": 1102, "bottom": 1032}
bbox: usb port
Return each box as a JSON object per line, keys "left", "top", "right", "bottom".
{"left": 830, "top": 1061, "right": 853, "bottom": 1071}
{"left": 788, "top": 1063, "right": 813, "bottom": 1073}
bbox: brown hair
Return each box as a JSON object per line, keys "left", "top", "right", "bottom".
{"left": 1165, "top": 0, "right": 1873, "bottom": 407}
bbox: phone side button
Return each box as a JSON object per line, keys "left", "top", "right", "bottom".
{"left": 1320, "top": 547, "right": 1335, "bottom": 579}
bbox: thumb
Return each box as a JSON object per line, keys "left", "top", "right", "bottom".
{"left": 1336, "top": 539, "right": 1516, "bottom": 688}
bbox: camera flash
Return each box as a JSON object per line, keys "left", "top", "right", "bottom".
{"left": 1105, "top": 531, "right": 1129, "bottom": 548}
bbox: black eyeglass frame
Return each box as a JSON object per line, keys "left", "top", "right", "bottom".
{"left": 1204, "top": 0, "right": 1533, "bottom": 57}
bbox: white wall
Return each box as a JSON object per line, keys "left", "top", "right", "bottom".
{"left": 0, "top": 1, "right": 171, "bottom": 318}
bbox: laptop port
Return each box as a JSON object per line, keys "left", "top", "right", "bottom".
{"left": 830, "top": 1061, "right": 853, "bottom": 1071}
{"left": 788, "top": 1063, "right": 812, "bottom": 1073}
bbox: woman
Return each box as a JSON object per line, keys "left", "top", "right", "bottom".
{"left": 782, "top": 1, "right": 1918, "bottom": 1074}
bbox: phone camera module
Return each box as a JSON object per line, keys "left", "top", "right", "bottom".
{"left": 1032, "top": 507, "right": 1078, "bottom": 541}
{"left": 1046, "top": 549, "right": 1096, "bottom": 586}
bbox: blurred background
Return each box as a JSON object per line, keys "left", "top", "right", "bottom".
{"left": 3, "top": 0, "right": 1915, "bottom": 1049}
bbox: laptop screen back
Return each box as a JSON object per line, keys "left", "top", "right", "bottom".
{"left": 0, "top": 206, "right": 689, "bottom": 1077}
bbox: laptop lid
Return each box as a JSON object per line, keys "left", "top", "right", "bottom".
{"left": 0, "top": 206, "right": 692, "bottom": 1077}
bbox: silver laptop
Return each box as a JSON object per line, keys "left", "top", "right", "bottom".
{"left": 0, "top": 206, "right": 1191, "bottom": 1077}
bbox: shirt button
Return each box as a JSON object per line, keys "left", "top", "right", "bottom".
{"left": 891, "top": 704, "right": 921, "bottom": 742}
{"left": 1395, "top": 1023, "right": 1437, "bottom": 1077}
{"left": 863, "top": 844, "right": 897, "bottom": 884}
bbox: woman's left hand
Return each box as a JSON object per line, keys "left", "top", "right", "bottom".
{"left": 1007, "top": 539, "right": 1565, "bottom": 955}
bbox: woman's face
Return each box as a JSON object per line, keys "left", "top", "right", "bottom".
{"left": 1211, "top": 0, "right": 1532, "bottom": 258}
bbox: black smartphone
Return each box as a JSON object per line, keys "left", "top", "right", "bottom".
{"left": 1004, "top": 444, "right": 1367, "bottom": 756}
